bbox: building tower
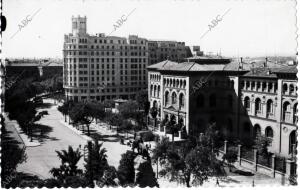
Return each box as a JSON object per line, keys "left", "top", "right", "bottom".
{"left": 72, "top": 16, "right": 87, "bottom": 35}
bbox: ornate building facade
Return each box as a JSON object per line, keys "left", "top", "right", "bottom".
{"left": 148, "top": 56, "right": 297, "bottom": 158}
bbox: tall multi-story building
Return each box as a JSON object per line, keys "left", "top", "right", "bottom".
{"left": 63, "top": 16, "right": 148, "bottom": 101}
{"left": 148, "top": 55, "right": 297, "bottom": 158}
{"left": 148, "top": 40, "right": 192, "bottom": 65}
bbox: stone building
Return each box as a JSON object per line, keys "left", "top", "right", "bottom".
{"left": 63, "top": 16, "right": 148, "bottom": 101}
{"left": 148, "top": 56, "right": 297, "bottom": 158}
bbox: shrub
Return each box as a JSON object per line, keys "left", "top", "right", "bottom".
{"left": 117, "top": 151, "right": 135, "bottom": 186}
{"left": 141, "top": 131, "right": 155, "bottom": 142}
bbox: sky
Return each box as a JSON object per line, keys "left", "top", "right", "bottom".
{"left": 2, "top": 0, "right": 297, "bottom": 58}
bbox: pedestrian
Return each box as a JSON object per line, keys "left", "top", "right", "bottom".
{"left": 216, "top": 178, "right": 220, "bottom": 186}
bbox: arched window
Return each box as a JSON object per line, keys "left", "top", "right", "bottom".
{"left": 283, "top": 83, "right": 288, "bottom": 94}
{"left": 209, "top": 94, "right": 216, "bottom": 107}
{"left": 293, "top": 103, "right": 298, "bottom": 124}
{"left": 158, "top": 86, "right": 161, "bottom": 97}
{"left": 241, "top": 81, "right": 245, "bottom": 89}
{"left": 251, "top": 81, "right": 255, "bottom": 90}
{"left": 268, "top": 82, "right": 273, "bottom": 92}
{"left": 197, "top": 94, "right": 204, "bottom": 108}
{"left": 290, "top": 84, "right": 294, "bottom": 94}
{"left": 154, "top": 86, "right": 157, "bottom": 97}
{"left": 150, "top": 85, "right": 153, "bottom": 97}
{"left": 164, "top": 91, "right": 169, "bottom": 106}
{"left": 171, "top": 92, "right": 177, "bottom": 105}
{"left": 255, "top": 98, "right": 262, "bottom": 115}
{"left": 283, "top": 102, "right": 291, "bottom": 122}
{"left": 179, "top": 93, "right": 185, "bottom": 109}
{"left": 244, "top": 96, "right": 250, "bottom": 110}
{"left": 253, "top": 124, "right": 261, "bottom": 139}
{"left": 246, "top": 81, "right": 250, "bottom": 89}
{"left": 265, "top": 126, "right": 273, "bottom": 138}
{"left": 266, "top": 99, "right": 273, "bottom": 117}
{"left": 228, "top": 95, "right": 233, "bottom": 108}
{"left": 262, "top": 82, "right": 267, "bottom": 91}
{"left": 153, "top": 100, "right": 157, "bottom": 108}
{"left": 289, "top": 131, "right": 296, "bottom": 154}
{"left": 257, "top": 82, "right": 261, "bottom": 90}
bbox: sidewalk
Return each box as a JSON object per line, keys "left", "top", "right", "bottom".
{"left": 59, "top": 120, "right": 93, "bottom": 141}
{"left": 3, "top": 113, "right": 41, "bottom": 147}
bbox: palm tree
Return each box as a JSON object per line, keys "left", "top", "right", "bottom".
{"left": 50, "top": 146, "right": 83, "bottom": 181}
{"left": 84, "top": 141, "right": 109, "bottom": 185}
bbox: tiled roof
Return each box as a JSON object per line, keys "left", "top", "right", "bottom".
{"left": 243, "top": 65, "right": 297, "bottom": 78}
{"left": 148, "top": 58, "right": 297, "bottom": 75}
{"left": 271, "top": 65, "right": 297, "bottom": 73}
{"left": 147, "top": 60, "right": 179, "bottom": 70}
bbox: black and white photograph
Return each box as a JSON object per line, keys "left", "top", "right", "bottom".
{"left": 0, "top": 0, "right": 298, "bottom": 188}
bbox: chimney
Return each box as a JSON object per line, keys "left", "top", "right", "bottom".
{"left": 264, "top": 57, "right": 268, "bottom": 67}
{"left": 240, "top": 57, "right": 243, "bottom": 70}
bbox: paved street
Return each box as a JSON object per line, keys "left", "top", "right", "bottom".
{"left": 17, "top": 99, "right": 88, "bottom": 179}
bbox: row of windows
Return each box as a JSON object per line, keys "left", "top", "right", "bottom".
{"left": 68, "top": 69, "right": 146, "bottom": 75}
{"left": 66, "top": 44, "right": 147, "bottom": 50}
{"left": 164, "top": 91, "right": 185, "bottom": 109}
{"left": 150, "top": 74, "right": 161, "bottom": 81}
{"left": 241, "top": 80, "right": 277, "bottom": 93}
{"left": 243, "top": 96, "right": 298, "bottom": 124}
{"left": 66, "top": 87, "right": 144, "bottom": 94}
{"left": 163, "top": 78, "right": 187, "bottom": 89}
{"left": 65, "top": 57, "right": 147, "bottom": 64}
{"left": 282, "top": 83, "right": 297, "bottom": 95}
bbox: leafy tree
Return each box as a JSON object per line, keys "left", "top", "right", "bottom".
{"left": 166, "top": 117, "right": 180, "bottom": 143}
{"left": 222, "top": 148, "right": 237, "bottom": 172}
{"left": 50, "top": 146, "right": 83, "bottom": 182}
{"left": 150, "top": 107, "right": 158, "bottom": 129}
{"left": 152, "top": 137, "right": 171, "bottom": 164}
{"left": 69, "top": 103, "right": 93, "bottom": 136}
{"left": 97, "top": 166, "right": 118, "bottom": 187}
{"left": 254, "top": 133, "right": 272, "bottom": 157}
{"left": 103, "top": 99, "right": 115, "bottom": 108}
{"left": 136, "top": 90, "right": 150, "bottom": 124}
{"left": 86, "top": 102, "right": 105, "bottom": 123}
{"left": 117, "top": 151, "right": 136, "bottom": 186}
{"left": 58, "top": 101, "right": 69, "bottom": 122}
{"left": 136, "top": 89, "right": 148, "bottom": 110}
{"left": 1, "top": 116, "right": 27, "bottom": 188}
{"left": 118, "top": 100, "right": 139, "bottom": 119}
{"left": 144, "top": 101, "right": 150, "bottom": 125}
{"left": 160, "top": 144, "right": 225, "bottom": 187}
{"left": 17, "top": 103, "right": 48, "bottom": 141}
{"left": 84, "top": 141, "right": 109, "bottom": 185}
{"left": 105, "top": 112, "right": 123, "bottom": 133}
{"left": 200, "top": 123, "right": 223, "bottom": 153}
{"left": 119, "top": 120, "right": 134, "bottom": 138}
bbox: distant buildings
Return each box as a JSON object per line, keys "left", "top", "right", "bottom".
{"left": 4, "top": 58, "right": 63, "bottom": 83}
{"left": 63, "top": 16, "right": 192, "bottom": 102}
{"left": 148, "top": 40, "right": 192, "bottom": 65}
{"left": 148, "top": 55, "right": 297, "bottom": 158}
